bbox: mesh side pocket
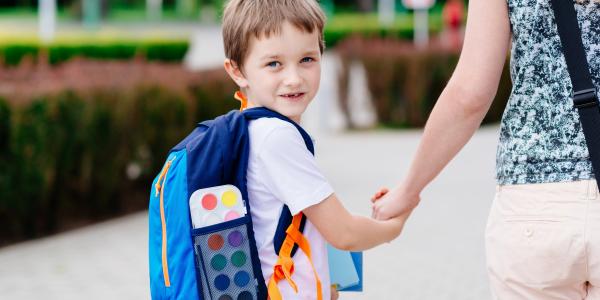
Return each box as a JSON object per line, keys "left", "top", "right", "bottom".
{"left": 193, "top": 224, "right": 258, "bottom": 300}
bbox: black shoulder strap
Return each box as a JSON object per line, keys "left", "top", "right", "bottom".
{"left": 550, "top": 0, "right": 600, "bottom": 186}
{"left": 242, "top": 107, "right": 313, "bottom": 257}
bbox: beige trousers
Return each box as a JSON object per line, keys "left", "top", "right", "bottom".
{"left": 485, "top": 179, "right": 600, "bottom": 299}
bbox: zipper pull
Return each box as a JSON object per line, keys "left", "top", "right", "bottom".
{"left": 155, "top": 159, "right": 174, "bottom": 197}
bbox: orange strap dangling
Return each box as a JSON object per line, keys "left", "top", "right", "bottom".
{"left": 155, "top": 160, "right": 173, "bottom": 287}
{"left": 234, "top": 91, "right": 248, "bottom": 111}
{"left": 267, "top": 213, "right": 323, "bottom": 300}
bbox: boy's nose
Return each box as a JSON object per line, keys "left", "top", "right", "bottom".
{"left": 283, "top": 67, "right": 302, "bottom": 87}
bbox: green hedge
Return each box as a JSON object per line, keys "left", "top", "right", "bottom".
{"left": 336, "top": 37, "right": 511, "bottom": 128}
{"left": 324, "top": 12, "right": 443, "bottom": 48}
{"left": 0, "top": 73, "right": 238, "bottom": 244}
{"left": 0, "top": 44, "right": 40, "bottom": 66}
{"left": 0, "top": 40, "right": 189, "bottom": 66}
{"left": 325, "top": 27, "right": 415, "bottom": 49}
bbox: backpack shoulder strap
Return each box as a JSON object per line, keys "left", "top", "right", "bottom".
{"left": 550, "top": 0, "right": 600, "bottom": 186}
{"left": 267, "top": 213, "right": 323, "bottom": 300}
{"left": 243, "top": 107, "right": 323, "bottom": 300}
{"left": 550, "top": 0, "right": 595, "bottom": 93}
{"left": 242, "top": 107, "right": 314, "bottom": 256}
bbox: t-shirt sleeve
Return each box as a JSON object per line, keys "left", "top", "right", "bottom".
{"left": 256, "top": 123, "right": 334, "bottom": 215}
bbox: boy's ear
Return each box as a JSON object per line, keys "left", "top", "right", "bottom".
{"left": 224, "top": 59, "right": 248, "bottom": 88}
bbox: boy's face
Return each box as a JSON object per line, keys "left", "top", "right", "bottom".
{"left": 225, "top": 22, "right": 321, "bottom": 123}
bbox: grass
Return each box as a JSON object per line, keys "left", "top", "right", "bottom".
{"left": 327, "top": 11, "right": 444, "bottom": 33}
{"left": 0, "top": 7, "right": 71, "bottom": 20}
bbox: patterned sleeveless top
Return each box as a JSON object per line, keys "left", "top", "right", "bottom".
{"left": 496, "top": 0, "right": 600, "bottom": 185}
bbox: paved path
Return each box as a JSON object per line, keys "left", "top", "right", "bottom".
{"left": 0, "top": 125, "right": 499, "bottom": 299}
{"left": 316, "top": 127, "right": 498, "bottom": 300}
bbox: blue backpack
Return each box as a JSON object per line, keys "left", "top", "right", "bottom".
{"left": 148, "top": 107, "right": 314, "bottom": 299}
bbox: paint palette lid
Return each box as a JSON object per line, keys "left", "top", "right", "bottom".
{"left": 190, "top": 185, "right": 247, "bottom": 229}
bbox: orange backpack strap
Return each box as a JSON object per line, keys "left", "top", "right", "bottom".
{"left": 267, "top": 213, "right": 323, "bottom": 300}
{"left": 234, "top": 91, "right": 248, "bottom": 111}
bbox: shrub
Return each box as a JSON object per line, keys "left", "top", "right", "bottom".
{"left": 142, "top": 40, "right": 189, "bottom": 62}
{"left": 336, "top": 37, "right": 511, "bottom": 128}
{"left": 0, "top": 44, "right": 39, "bottom": 66}
{"left": 48, "top": 43, "right": 138, "bottom": 64}
{"left": 0, "top": 60, "right": 238, "bottom": 244}
{"left": 0, "top": 39, "right": 189, "bottom": 66}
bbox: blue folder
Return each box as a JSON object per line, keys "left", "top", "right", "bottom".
{"left": 327, "top": 245, "right": 363, "bottom": 292}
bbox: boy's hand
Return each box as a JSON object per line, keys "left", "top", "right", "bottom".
{"left": 387, "top": 211, "right": 410, "bottom": 240}
{"left": 331, "top": 287, "right": 339, "bottom": 300}
{"left": 372, "top": 183, "right": 420, "bottom": 221}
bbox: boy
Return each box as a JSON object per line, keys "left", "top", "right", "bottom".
{"left": 222, "top": 0, "right": 408, "bottom": 299}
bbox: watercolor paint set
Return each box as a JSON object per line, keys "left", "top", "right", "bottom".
{"left": 190, "top": 185, "right": 257, "bottom": 300}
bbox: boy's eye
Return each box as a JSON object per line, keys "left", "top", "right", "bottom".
{"left": 300, "top": 57, "right": 314, "bottom": 63}
{"left": 266, "top": 61, "right": 281, "bottom": 68}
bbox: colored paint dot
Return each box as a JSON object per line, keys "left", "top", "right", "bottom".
{"left": 228, "top": 230, "right": 244, "bottom": 247}
{"left": 234, "top": 271, "right": 250, "bottom": 287}
{"left": 208, "top": 234, "right": 224, "bottom": 251}
{"left": 202, "top": 193, "right": 218, "bottom": 210}
{"left": 219, "top": 296, "right": 233, "bottom": 300}
{"left": 237, "top": 291, "right": 253, "bottom": 300}
{"left": 231, "top": 251, "right": 247, "bottom": 267}
{"left": 224, "top": 210, "right": 241, "bottom": 221}
{"left": 222, "top": 190, "right": 237, "bottom": 207}
{"left": 214, "top": 274, "right": 230, "bottom": 291}
{"left": 211, "top": 254, "right": 227, "bottom": 271}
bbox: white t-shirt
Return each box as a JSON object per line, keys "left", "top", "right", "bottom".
{"left": 247, "top": 117, "right": 334, "bottom": 300}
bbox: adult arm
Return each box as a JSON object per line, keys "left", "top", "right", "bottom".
{"left": 373, "top": 0, "right": 512, "bottom": 220}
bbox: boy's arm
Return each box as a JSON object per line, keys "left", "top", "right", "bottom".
{"left": 303, "top": 193, "right": 407, "bottom": 251}
{"left": 250, "top": 121, "right": 405, "bottom": 250}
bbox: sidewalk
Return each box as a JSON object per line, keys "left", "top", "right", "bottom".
{"left": 0, "top": 125, "right": 499, "bottom": 300}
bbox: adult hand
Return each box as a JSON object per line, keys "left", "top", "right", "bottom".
{"left": 371, "top": 183, "right": 420, "bottom": 220}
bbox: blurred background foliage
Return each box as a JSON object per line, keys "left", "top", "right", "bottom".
{"left": 0, "top": 63, "right": 238, "bottom": 243}
{"left": 336, "top": 37, "right": 510, "bottom": 128}
{"left": 0, "top": 40, "right": 189, "bottom": 66}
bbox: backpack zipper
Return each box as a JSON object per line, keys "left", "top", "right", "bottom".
{"left": 155, "top": 159, "right": 174, "bottom": 287}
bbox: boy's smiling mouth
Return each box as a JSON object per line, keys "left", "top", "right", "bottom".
{"left": 279, "top": 92, "right": 306, "bottom": 100}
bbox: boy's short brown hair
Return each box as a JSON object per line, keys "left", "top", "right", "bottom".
{"left": 222, "top": 0, "right": 326, "bottom": 68}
